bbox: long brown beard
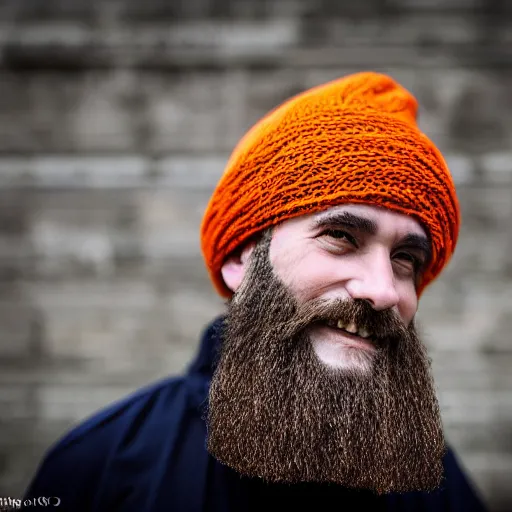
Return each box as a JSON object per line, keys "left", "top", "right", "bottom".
{"left": 206, "top": 229, "right": 445, "bottom": 494}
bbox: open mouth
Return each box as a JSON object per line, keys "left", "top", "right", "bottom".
{"left": 323, "top": 318, "right": 373, "bottom": 340}
{"left": 310, "top": 319, "right": 378, "bottom": 360}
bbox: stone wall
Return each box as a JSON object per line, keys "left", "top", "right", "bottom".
{"left": 0, "top": 0, "right": 511, "bottom": 510}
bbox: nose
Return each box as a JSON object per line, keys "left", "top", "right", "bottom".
{"left": 345, "top": 254, "right": 400, "bottom": 311}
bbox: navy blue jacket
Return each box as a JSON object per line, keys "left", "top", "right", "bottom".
{"left": 24, "top": 316, "right": 487, "bottom": 511}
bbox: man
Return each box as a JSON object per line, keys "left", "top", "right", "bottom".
{"left": 24, "top": 72, "right": 487, "bottom": 511}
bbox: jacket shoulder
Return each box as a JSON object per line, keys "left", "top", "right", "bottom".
{"left": 24, "top": 375, "right": 194, "bottom": 511}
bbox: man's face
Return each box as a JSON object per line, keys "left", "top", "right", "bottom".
{"left": 207, "top": 203, "right": 443, "bottom": 494}
{"left": 268, "top": 203, "right": 430, "bottom": 372}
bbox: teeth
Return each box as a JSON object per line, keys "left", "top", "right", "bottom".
{"left": 345, "top": 322, "right": 357, "bottom": 334}
{"left": 358, "top": 327, "right": 370, "bottom": 338}
{"left": 332, "top": 320, "right": 372, "bottom": 339}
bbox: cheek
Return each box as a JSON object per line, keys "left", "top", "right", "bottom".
{"left": 287, "top": 261, "right": 328, "bottom": 297}
{"left": 270, "top": 249, "right": 315, "bottom": 295}
{"left": 272, "top": 248, "right": 346, "bottom": 301}
{"left": 397, "top": 285, "right": 418, "bottom": 325}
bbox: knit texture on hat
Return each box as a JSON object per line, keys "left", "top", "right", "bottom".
{"left": 201, "top": 72, "right": 460, "bottom": 298}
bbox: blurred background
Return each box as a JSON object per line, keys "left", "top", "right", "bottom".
{"left": 0, "top": 0, "right": 511, "bottom": 510}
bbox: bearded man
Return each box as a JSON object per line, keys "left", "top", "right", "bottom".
{"left": 25, "top": 72, "right": 487, "bottom": 511}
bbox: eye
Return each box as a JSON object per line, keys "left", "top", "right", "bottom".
{"left": 393, "top": 252, "right": 423, "bottom": 273}
{"left": 320, "top": 229, "right": 358, "bottom": 246}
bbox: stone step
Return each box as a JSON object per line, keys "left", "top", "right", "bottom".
{"left": 0, "top": 0, "right": 499, "bottom": 23}
{"left": 0, "top": 153, "right": 510, "bottom": 189}
{"left": 0, "top": 66, "right": 510, "bottom": 154}
{"left": 1, "top": 8, "right": 511, "bottom": 71}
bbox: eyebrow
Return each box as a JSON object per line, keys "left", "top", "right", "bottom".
{"left": 311, "top": 211, "right": 432, "bottom": 263}
{"left": 311, "top": 211, "right": 378, "bottom": 236}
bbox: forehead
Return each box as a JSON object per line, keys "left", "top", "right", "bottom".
{"left": 303, "top": 203, "right": 428, "bottom": 238}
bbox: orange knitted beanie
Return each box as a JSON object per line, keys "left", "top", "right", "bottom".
{"left": 200, "top": 71, "right": 460, "bottom": 298}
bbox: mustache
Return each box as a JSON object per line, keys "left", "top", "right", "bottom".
{"left": 276, "top": 297, "right": 410, "bottom": 342}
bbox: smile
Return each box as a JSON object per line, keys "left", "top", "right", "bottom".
{"left": 319, "top": 321, "right": 377, "bottom": 352}
{"left": 324, "top": 319, "right": 373, "bottom": 339}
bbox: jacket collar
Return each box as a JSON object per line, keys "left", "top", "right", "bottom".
{"left": 187, "top": 315, "right": 226, "bottom": 379}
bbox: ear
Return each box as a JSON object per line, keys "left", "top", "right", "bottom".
{"left": 220, "top": 241, "right": 256, "bottom": 293}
